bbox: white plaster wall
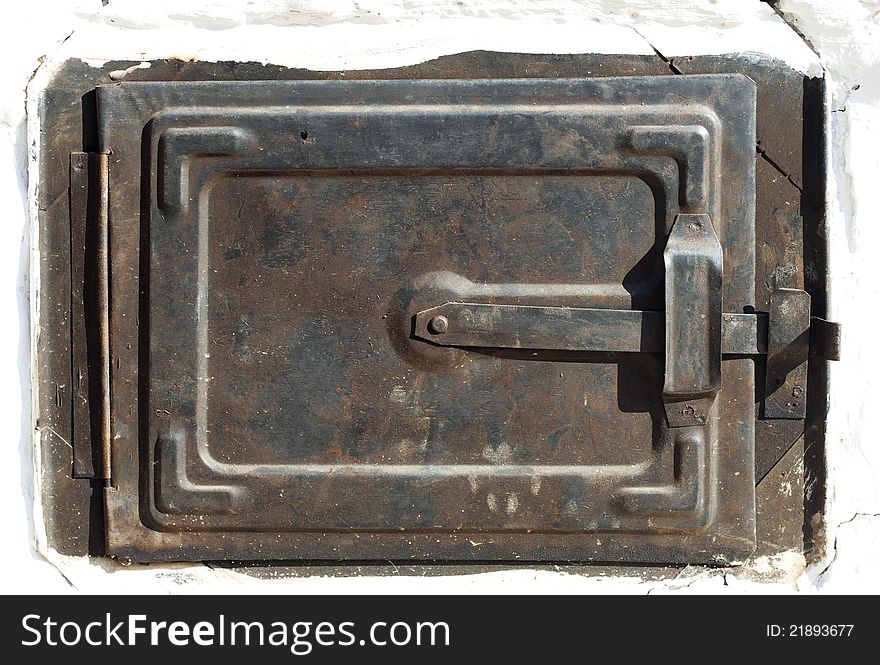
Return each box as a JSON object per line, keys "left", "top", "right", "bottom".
{"left": 1, "top": 0, "right": 876, "bottom": 593}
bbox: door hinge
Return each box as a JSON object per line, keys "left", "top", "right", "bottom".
{"left": 69, "top": 152, "right": 111, "bottom": 481}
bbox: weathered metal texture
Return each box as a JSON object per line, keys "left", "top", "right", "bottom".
{"left": 662, "top": 213, "right": 723, "bottom": 428}
{"left": 69, "top": 152, "right": 111, "bottom": 479}
{"left": 69, "top": 153, "right": 94, "bottom": 478}
{"left": 38, "top": 82, "right": 103, "bottom": 556}
{"left": 35, "top": 53, "right": 831, "bottom": 567}
{"left": 414, "top": 302, "right": 766, "bottom": 355}
{"left": 765, "top": 288, "right": 811, "bottom": 419}
{"left": 671, "top": 56, "right": 829, "bottom": 518}
{"left": 755, "top": 435, "right": 811, "bottom": 559}
{"left": 92, "top": 73, "right": 758, "bottom": 563}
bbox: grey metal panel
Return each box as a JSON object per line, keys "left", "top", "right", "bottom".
{"left": 95, "top": 75, "right": 758, "bottom": 563}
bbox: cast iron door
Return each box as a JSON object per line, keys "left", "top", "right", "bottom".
{"left": 98, "top": 75, "right": 758, "bottom": 563}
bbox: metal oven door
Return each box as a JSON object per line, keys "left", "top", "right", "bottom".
{"left": 97, "top": 75, "right": 759, "bottom": 563}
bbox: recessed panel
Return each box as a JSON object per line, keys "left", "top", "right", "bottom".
{"left": 205, "top": 173, "right": 658, "bottom": 468}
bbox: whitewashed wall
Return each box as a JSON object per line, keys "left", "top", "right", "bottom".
{"left": 1, "top": 0, "right": 876, "bottom": 593}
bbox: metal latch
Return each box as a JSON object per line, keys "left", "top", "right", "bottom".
{"left": 413, "top": 214, "right": 841, "bottom": 423}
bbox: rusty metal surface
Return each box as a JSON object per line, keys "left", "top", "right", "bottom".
{"left": 755, "top": 435, "right": 810, "bottom": 558}
{"left": 661, "top": 213, "right": 723, "bottom": 429}
{"left": 38, "top": 85, "right": 104, "bottom": 555}
{"left": 69, "top": 152, "right": 111, "bottom": 480}
{"left": 88, "top": 73, "right": 759, "bottom": 563}
{"left": 413, "top": 303, "right": 766, "bottom": 355}
{"left": 35, "top": 53, "right": 830, "bottom": 567}
{"left": 671, "top": 56, "right": 829, "bottom": 522}
{"left": 69, "top": 153, "right": 95, "bottom": 478}
{"left": 765, "top": 288, "right": 811, "bottom": 419}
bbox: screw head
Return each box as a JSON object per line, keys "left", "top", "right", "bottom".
{"left": 427, "top": 315, "right": 449, "bottom": 335}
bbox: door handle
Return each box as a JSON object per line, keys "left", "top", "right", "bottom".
{"left": 660, "top": 213, "right": 723, "bottom": 427}
{"left": 411, "top": 215, "right": 835, "bottom": 425}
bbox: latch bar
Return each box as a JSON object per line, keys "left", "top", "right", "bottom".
{"left": 414, "top": 304, "right": 766, "bottom": 355}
